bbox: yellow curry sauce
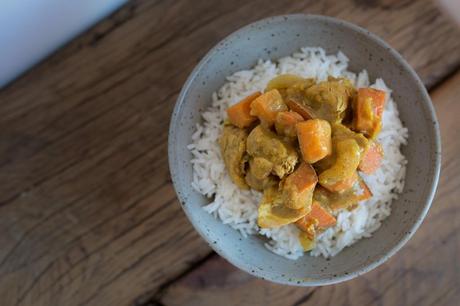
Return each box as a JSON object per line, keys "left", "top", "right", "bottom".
{"left": 219, "top": 74, "right": 386, "bottom": 251}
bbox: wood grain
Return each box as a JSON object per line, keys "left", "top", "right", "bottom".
{"left": 157, "top": 71, "right": 460, "bottom": 306}
{"left": 0, "top": 0, "right": 459, "bottom": 305}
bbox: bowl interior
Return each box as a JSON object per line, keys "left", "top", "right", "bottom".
{"left": 168, "top": 15, "right": 440, "bottom": 285}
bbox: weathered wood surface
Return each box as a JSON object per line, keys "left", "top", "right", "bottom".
{"left": 0, "top": 0, "right": 459, "bottom": 305}
{"left": 159, "top": 71, "right": 460, "bottom": 306}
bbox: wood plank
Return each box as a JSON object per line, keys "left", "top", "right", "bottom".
{"left": 0, "top": 0, "right": 459, "bottom": 305}
{"left": 158, "top": 71, "right": 460, "bottom": 306}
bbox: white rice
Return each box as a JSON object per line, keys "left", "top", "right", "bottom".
{"left": 188, "top": 47, "right": 408, "bottom": 259}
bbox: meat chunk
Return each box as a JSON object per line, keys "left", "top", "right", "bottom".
{"left": 285, "top": 77, "right": 355, "bottom": 123}
{"left": 219, "top": 125, "right": 249, "bottom": 188}
{"left": 245, "top": 172, "right": 277, "bottom": 191}
{"left": 246, "top": 125, "right": 298, "bottom": 178}
{"left": 257, "top": 186, "right": 310, "bottom": 228}
{"left": 245, "top": 156, "right": 276, "bottom": 191}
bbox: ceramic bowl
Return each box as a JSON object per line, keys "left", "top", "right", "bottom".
{"left": 168, "top": 14, "right": 440, "bottom": 286}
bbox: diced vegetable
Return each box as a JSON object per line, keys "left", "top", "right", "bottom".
{"left": 281, "top": 162, "right": 317, "bottom": 209}
{"left": 266, "top": 74, "right": 307, "bottom": 91}
{"left": 258, "top": 186, "right": 309, "bottom": 228}
{"left": 309, "top": 202, "right": 336, "bottom": 229}
{"left": 275, "top": 111, "right": 304, "bottom": 138}
{"left": 297, "top": 119, "right": 332, "bottom": 164}
{"left": 247, "top": 125, "right": 298, "bottom": 178}
{"left": 356, "top": 177, "right": 372, "bottom": 202}
{"left": 358, "top": 140, "right": 383, "bottom": 174}
{"left": 250, "top": 89, "right": 287, "bottom": 126}
{"left": 319, "top": 139, "right": 360, "bottom": 191}
{"left": 226, "top": 92, "right": 261, "bottom": 128}
{"left": 352, "top": 88, "right": 386, "bottom": 138}
{"left": 296, "top": 201, "right": 336, "bottom": 230}
{"left": 295, "top": 217, "right": 317, "bottom": 235}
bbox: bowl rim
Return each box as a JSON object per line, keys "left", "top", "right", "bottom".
{"left": 168, "top": 13, "right": 441, "bottom": 286}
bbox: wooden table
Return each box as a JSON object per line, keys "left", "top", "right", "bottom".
{"left": 1, "top": 1, "right": 459, "bottom": 305}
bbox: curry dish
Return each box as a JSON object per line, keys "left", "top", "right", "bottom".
{"left": 219, "top": 74, "right": 386, "bottom": 251}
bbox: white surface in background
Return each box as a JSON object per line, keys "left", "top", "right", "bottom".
{"left": 438, "top": 0, "right": 460, "bottom": 25}
{"left": 0, "top": 0, "right": 127, "bottom": 87}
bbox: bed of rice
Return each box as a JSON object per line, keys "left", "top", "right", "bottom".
{"left": 188, "top": 47, "right": 408, "bottom": 260}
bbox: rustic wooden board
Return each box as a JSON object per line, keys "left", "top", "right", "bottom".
{"left": 0, "top": 0, "right": 459, "bottom": 305}
{"left": 158, "top": 71, "right": 460, "bottom": 306}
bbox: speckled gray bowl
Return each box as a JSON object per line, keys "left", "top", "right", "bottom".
{"left": 168, "top": 14, "right": 440, "bottom": 286}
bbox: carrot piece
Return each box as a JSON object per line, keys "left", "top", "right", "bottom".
{"left": 296, "top": 119, "right": 332, "bottom": 164}
{"left": 296, "top": 201, "right": 336, "bottom": 230}
{"left": 250, "top": 89, "right": 287, "bottom": 126}
{"left": 285, "top": 162, "right": 317, "bottom": 193}
{"left": 295, "top": 217, "right": 316, "bottom": 237}
{"left": 275, "top": 111, "right": 304, "bottom": 137}
{"left": 353, "top": 88, "right": 386, "bottom": 138}
{"left": 285, "top": 99, "right": 314, "bottom": 119}
{"left": 226, "top": 92, "right": 261, "bottom": 128}
{"left": 358, "top": 141, "right": 383, "bottom": 174}
{"left": 356, "top": 177, "right": 373, "bottom": 201}
{"left": 281, "top": 162, "right": 318, "bottom": 209}
{"left": 323, "top": 171, "right": 358, "bottom": 193}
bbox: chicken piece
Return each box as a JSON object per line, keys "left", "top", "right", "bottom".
{"left": 245, "top": 157, "right": 277, "bottom": 191}
{"left": 245, "top": 172, "right": 277, "bottom": 191}
{"left": 246, "top": 125, "right": 298, "bottom": 178}
{"left": 305, "top": 77, "right": 356, "bottom": 121}
{"left": 219, "top": 125, "right": 249, "bottom": 188}
{"left": 280, "top": 162, "right": 317, "bottom": 209}
{"left": 318, "top": 139, "right": 361, "bottom": 191}
{"left": 249, "top": 157, "right": 273, "bottom": 179}
{"left": 285, "top": 77, "right": 355, "bottom": 123}
{"left": 257, "top": 186, "right": 310, "bottom": 228}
